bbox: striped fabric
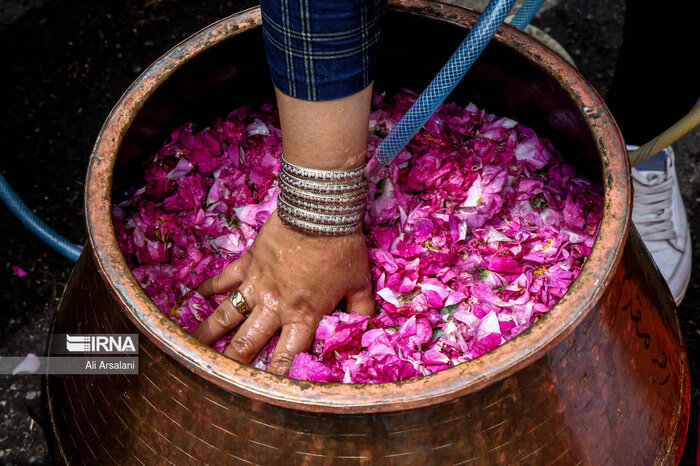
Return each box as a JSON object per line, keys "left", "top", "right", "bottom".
{"left": 260, "top": 0, "right": 386, "bottom": 101}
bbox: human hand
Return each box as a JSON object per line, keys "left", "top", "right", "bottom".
{"left": 192, "top": 210, "right": 375, "bottom": 375}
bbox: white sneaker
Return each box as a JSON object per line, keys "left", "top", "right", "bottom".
{"left": 630, "top": 145, "right": 692, "bottom": 305}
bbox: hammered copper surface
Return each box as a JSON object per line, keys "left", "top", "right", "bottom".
{"left": 45, "top": 1, "right": 690, "bottom": 464}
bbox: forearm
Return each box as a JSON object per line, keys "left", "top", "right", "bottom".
{"left": 276, "top": 85, "right": 372, "bottom": 170}
{"left": 261, "top": 0, "right": 385, "bottom": 170}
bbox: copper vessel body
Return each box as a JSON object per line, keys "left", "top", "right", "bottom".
{"left": 45, "top": 2, "right": 690, "bottom": 464}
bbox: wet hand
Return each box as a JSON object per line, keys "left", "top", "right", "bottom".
{"left": 192, "top": 211, "right": 374, "bottom": 375}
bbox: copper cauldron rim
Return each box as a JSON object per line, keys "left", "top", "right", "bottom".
{"left": 84, "top": 0, "right": 631, "bottom": 413}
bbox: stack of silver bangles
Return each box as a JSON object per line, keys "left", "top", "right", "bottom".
{"left": 277, "top": 154, "right": 368, "bottom": 236}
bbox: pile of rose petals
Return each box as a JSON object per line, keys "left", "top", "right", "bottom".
{"left": 114, "top": 90, "right": 603, "bottom": 383}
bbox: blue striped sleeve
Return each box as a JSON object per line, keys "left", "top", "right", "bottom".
{"left": 260, "top": 0, "right": 386, "bottom": 101}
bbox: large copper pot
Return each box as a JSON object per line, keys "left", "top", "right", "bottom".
{"left": 45, "top": 1, "right": 690, "bottom": 464}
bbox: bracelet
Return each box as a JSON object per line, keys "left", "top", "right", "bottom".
{"left": 279, "top": 192, "right": 365, "bottom": 215}
{"left": 279, "top": 178, "right": 368, "bottom": 206}
{"left": 281, "top": 155, "right": 366, "bottom": 182}
{"left": 278, "top": 196, "right": 364, "bottom": 226}
{"left": 278, "top": 208, "right": 363, "bottom": 236}
{"left": 277, "top": 153, "right": 367, "bottom": 236}
{"left": 279, "top": 171, "right": 367, "bottom": 195}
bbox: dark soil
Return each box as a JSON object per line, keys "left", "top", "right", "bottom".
{"left": 0, "top": 0, "right": 698, "bottom": 464}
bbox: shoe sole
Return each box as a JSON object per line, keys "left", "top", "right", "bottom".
{"left": 672, "top": 231, "right": 692, "bottom": 307}
{"left": 674, "top": 263, "right": 691, "bottom": 307}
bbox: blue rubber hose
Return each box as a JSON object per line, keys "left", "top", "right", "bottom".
{"left": 375, "top": 0, "right": 544, "bottom": 165}
{"left": 510, "top": 0, "right": 546, "bottom": 30}
{"left": 0, "top": 171, "right": 82, "bottom": 262}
